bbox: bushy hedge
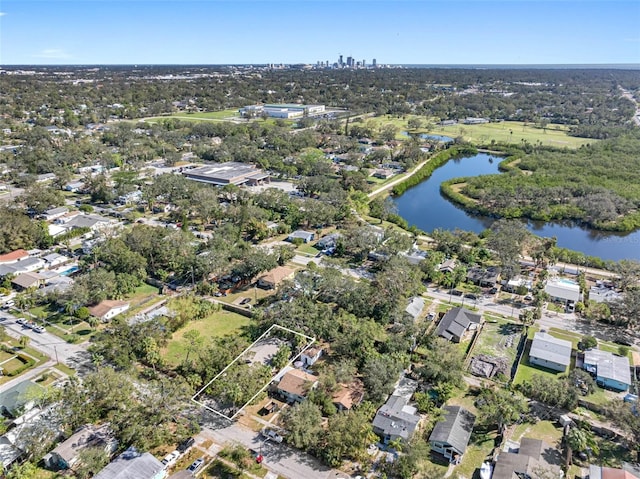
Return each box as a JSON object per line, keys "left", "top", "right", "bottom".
{"left": 391, "top": 146, "right": 478, "bottom": 196}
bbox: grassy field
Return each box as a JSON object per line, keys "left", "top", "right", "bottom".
{"left": 513, "top": 342, "right": 565, "bottom": 385}
{"left": 512, "top": 420, "right": 563, "bottom": 446}
{"left": 365, "top": 115, "right": 593, "bottom": 149}
{"left": 163, "top": 309, "right": 250, "bottom": 367}
{"left": 143, "top": 109, "right": 240, "bottom": 122}
{"left": 454, "top": 430, "right": 497, "bottom": 478}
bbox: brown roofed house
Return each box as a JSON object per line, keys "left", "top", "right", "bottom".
{"left": 589, "top": 465, "right": 640, "bottom": 479}
{"left": 258, "top": 266, "right": 295, "bottom": 289}
{"left": 11, "top": 272, "right": 44, "bottom": 290}
{"left": 332, "top": 380, "right": 365, "bottom": 411}
{"left": 276, "top": 369, "right": 318, "bottom": 404}
{"left": 88, "top": 300, "right": 130, "bottom": 322}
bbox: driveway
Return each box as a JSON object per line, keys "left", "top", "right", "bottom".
{"left": 197, "top": 413, "right": 347, "bottom": 479}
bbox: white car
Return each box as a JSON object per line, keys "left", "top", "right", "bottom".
{"left": 161, "top": 450, "right": 180, "bottom": 468}
{"left": 261, "top": 428, "right": 283, "bottom": 443}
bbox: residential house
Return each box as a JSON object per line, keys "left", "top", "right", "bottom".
{"left": 275, "top": 368, "right": 318, "bottom": 403}
{"left": 372, "top": 394, "right": 421, "bottom": 443}
{"left": 372, "top": 168, "right": 395, "bottom": 180}
{"left": 438, "top": 259, "right": 457, "bottom": 274}
{"left": 589, "top": 285, "right": 623, "bottom": 304}
{"left": 436, "top": 307, "right": 482, "bottom": 343}
{"left": 428, "top": 406, "right": 476, "bottom": 464}
{"left": 43, "top": 253, "right": 69, "bottom": 269}
{"left": 287, "top": 230, "right": 315, "bottom": 243}
{"left": 42, "top": 207, "right": 69, "bottom": 221}
{"left": 93, "top": 447, "right": 166, "bottom": 479}
{"left": 37, "top": 276, "right": 74, "bottom": 296}
{"left": 11, "top": 272, "right": 45, "bottom": 290}
{"left": 88, "top": 300, "right": 130, "bottom": 322}
{"left": 300, "top": 346, "right": 323, "bottom": 367}
{"left": 64, "top": 180, "right": 85, "bottom": 193}
{"left": 0, "top": 257, "right": 46, "bottom": 277}
{"left": 492, "top": 437, "right": 562, "bottom": 479}
{"left": 43, "top": 424, "right": 117, "bottom": 470}
{"left": 405, "top": 296, "right": 425, "bottom": 321}
{"left": 466, "top": 266, "right": 501, "bottom": 287}
{"left": 0, "top": 381, "right": 43, "bottom": 418}
{"left": 582, "top": 349, "right": 631, "bottom": 392}
{"left": 529, "top": 332, "right": 572, "bottom": 373}
{"left": 316, "top": 233, "right": 341, "bottom": 251}
{"left": 588, "top": 465, "right": 640, "bottom": 479}
{"left": 0, "top": 250, "right": 29, "bottom": 264}
{"left": 401, "top": 249, "right": 427, "bottom": 265}
{"left": 502, "top": 276, "right": 532, "bottom": 293}
{"left": 257, "top": 266, "right": 295, "bottom": 290}
{"left": 36, "top": 173, "right": 57, "bottom": 183}
{"left": 332, "top": 380, "right": 364, "bottom": 411}
{"left": 545, "top": 278, "right": 581, "bottom": 304}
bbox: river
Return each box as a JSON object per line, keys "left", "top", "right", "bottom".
{"left": 392, "top": 153, "right": 640, "bottom": 261}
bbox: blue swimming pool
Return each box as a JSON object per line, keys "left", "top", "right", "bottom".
{"left": 60, "top": 265, "right": 79, "bottom": 276}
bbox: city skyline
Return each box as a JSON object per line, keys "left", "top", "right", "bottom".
{"left": 0, "top": 1, "right": 639, "bottom": 65}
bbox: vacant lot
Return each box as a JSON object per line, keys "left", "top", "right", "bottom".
{"left": 163, "top": 309, "right": 250, "bottom": 367}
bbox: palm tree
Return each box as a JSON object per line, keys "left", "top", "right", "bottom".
{"left": 565, "top": 426, "right": 599, "bottom": 467}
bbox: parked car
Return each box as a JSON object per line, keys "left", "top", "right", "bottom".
{"left": 426, "top": 312, "right": 436, "bottom": 321}
{"left": 177, "top": 437, "right": 195, "bottom": 453}
{"left": 187, "top": 457, "right": 204, "bottom": 473}
{"left": 240, "top": 297, "right": 251, "bottom": 305}
{"left": 161, "top": 450, "right": 180, "bottom": 468}
{"left": 16, "top": 318, "right": 24, "bottom": 325}
{"left": 261, "top": 428, "right": 283, "bottom": 443}
{"left": 33, "top": 326, "right": 45, "bottom": 333}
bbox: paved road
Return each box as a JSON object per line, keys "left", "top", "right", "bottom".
{"left": 367, "top": 156, "right": 430, "bottom": 199}
{"left": 0, "top": 310, "right": 92, "bottom": 371}
{"left": 197, "top": 414, "right": 348, "bottom": 479}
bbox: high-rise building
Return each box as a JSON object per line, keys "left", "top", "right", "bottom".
{"left": 347, "top": 56, "right": 353, "bottom": 68}
{"left": 372, "top": 58, "right": 377, "bottom": 68}
{"left": 338, "top": 55, "right": 343, "bottom": 67}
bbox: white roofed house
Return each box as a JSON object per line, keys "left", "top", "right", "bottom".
{"left": 41, "top": 206, "right": 69, "bottom": 221}
{"left": 529, "top": 332, "right": 572, "bottom": 373}
{"left": 43, "top": 253, "right": 69, "bottom": 269}
{"left": 287, "top": 230, "right": 315, "bottom": 243}
{"left": 545, "top": 278, "right": 581, "bottom": 304}
{"left": 581, "top": 349, "right": 631, "bottom": 392}
{"left": 43, "top": 424, "right": 118, "bottom": 471}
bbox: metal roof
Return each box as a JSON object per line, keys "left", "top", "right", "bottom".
{"left": 584, "top": 349, "right": 631, "bottom": 386}
{"left": 530, "top": 332, "right": 572, "bottom": 366}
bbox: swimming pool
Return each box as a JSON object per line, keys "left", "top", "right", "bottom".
{"left": 60, "top": 265, "right": 79, "bottom": 276}
{"left": 556, "top": 278, "right": 578, "bottom": 286}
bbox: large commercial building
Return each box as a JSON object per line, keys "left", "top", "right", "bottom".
{"left": 182, "top": 162, "right": 269, "bottom": 187}
{"left": 239, "top": 103, "right": 325, "bottom": 119}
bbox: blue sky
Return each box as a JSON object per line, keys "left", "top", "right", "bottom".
{"left": 1, "top": 1, "right": 639, "bottom": 65}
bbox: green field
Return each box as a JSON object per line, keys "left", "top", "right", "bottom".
{"left": 163, "top": 309, "right": 250, "bottom": 367}
{"left": 143, "top": 109, "right": 240, "bottom": 122}
{"left": 431, "top": 120, "right": 593, "bottom": 149}
{"left": 365, "top": 115, "right": 593, "bottom": 149}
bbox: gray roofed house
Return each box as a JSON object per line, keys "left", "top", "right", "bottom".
{"left": 288, "top": 230, "right": 315, "bottom": 243}
{"left": 0, "top": 381, "right": 43, "bottom": 418}
{"left": 42, "top": 207, "right": 69, "bottom": 221}
{"left": 372, "top": 395, "right": 421, "bottom": 443}
{"left": 436, "top": 307, "right": 482, "bottom": 343}
{"left": 529, "top": 332, "right": 572, "bottom": 372}
{"left": 93, "top": 447, "right": 165, "bottom": 479}
{"left": 316, "top": 233, "right": 341, "bottom": 250}
{"left": 582, "top": 349, "right": 631, "bottom": 392}
{"left": 43, "top": 424, "right": 117, "bottom": 470}
{"left": 466, "top": 266, "right": 501, "bottom": 287}
{"left": 64, "top": 214, "right": 112, "bottom": 231}
{"left": 492, "top": 437, "right": 562, "bottom": 479}
{"left": 405, "top": 296, "right": 425, "bottom": 321}
{"left": 0, "top": 264, "right": 20, "bottom": 277}
{"left": 429, "top": 406, "right": 476, "bottom": 463}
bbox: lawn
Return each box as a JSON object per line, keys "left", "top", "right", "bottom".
{"left": 454, "top": 429, "right": 497, "bottom": 479}
{"left": 295, "top": 243, "right": 319, "bottom": 256}
{"left": 163, "top": 309, "right": 251, "bottom": 367}
{"left": 431, "top": 120, "right": 592, "bottom": 149}
{"left": 143, "top": 109, "right": 241, "bottom": 122}
{"left": 512, "top": 420, "right": 563, "bottom": 446}
{"left": 365, "top": 115, "right": 593, "bottom": 148}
